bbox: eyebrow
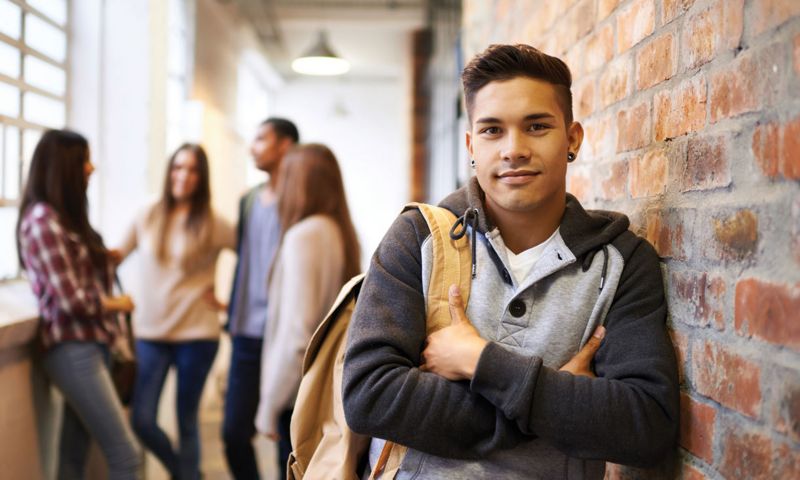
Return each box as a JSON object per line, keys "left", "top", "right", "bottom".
{"left": 474, "top": 113, "right": 557, "bottom": 124}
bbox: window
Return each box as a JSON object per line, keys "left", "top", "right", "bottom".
{"left": 0, "top": 0, "right": 69, "bottom": 279}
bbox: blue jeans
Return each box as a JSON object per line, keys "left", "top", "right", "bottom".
{"left": 222, "top": 336, "right": 263, "bottom": 480}
{"left": 42, "top": 341, "right": 142, "bottom": 480}
{"left": 130, "top": 339, "right": 218, "bottom": 480}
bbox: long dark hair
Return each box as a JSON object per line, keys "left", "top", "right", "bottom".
{"left": 16, "top": 129, "right": 107, "bottom": 270}
{"left": 277, "top": 144, "right": 361, "bottom": 282}
{"left": 149, "top": 143, "right": 212, "bottom": 265}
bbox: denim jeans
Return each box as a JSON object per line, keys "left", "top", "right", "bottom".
{"left": 42, "top": 341, "right": 142, "bottom": 480}
{"left": 130, "top": 339, "right": 218, "bottom": 480}
{"left": 222, "top": 336, "right": 263, "bottom": 480}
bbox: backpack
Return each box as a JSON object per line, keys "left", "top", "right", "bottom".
{"left": 287, "top": 203, "right": 473, "bottom": 480}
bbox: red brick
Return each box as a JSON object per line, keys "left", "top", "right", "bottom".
{"left": 662, "top": 0, "right": 697, "bottom": 24}
{"left": 616, "top": 100, "right": 651, "bottom": 152}
{"left": 713, "top": 209, "right": 758, "bottom": 260}
{"left": 564, "top": 0, "right": 596, "bottom": 48}
{"left": 752, "top": 122, "right": 781, "bottom": 178}
{"left": 584, "top": 23, "right": 614, "bottom": 74}
{"left": 654, "top": 74, "right": 706, "bottom": 141}
{"left": 617, "top": 0, "right": 655, "bottom": 52}
{"left": 795, "top": 35, "right": 800, "bottom": 76}
{"left": 683, "top": 0, "right": 743, "bottom": 70}
{"left": 682, "top": 136, "right": 731, "bottom": 192}
{"left": 669, "top": 271, "right": 726, "bottom": 329}
{"left": 629, "top": 147, "right": 668, "bottom": 197}
{"left": 720, "top": 430, "right": 773, "bottom": 480}
{"left": 692, "top": 340, "right": 761, "bottom": 417}
{"left": 636, "top": 32, "right": 676, "bottom": 90}
{"left": 599, "top": 54, "right": 632, "bottom": 107}
{"left": 794, "top": 196, "right": 800, "bottom": 265}
{"left": 735, "top": 278, "right": 800, "bottom": 350}
{"left": 681, "top": 463, "right": 706, "bottom": 480}
{"left": 597, "top": 0, "right": 622, "bottom": 22}
{"left": 669, "top": 329, "right": 688, "bottom": 384}
{"left": 782, "top": 117, "right": 800, "bottom": 179}
{"left": 522, "top": 1, "right": 559, "bottom": 39}
{"left": 750, "top": 0, "right": 800, "bottom": 37}
{"left": 709, "top": 46, "right": 783, "bottom": 123}
{"left": 568, "top": 171, "right": 592, "bottom": 203}
{"left": 574, "top": 77, "right": 596, "bottom": 119}
{"left": 581, "top": 113, "right": 615, "bottom": 160}
{"left": 600, "top": 160, "right": 628, "bottom": 200}
{"left": 641, "top": 208, "right": 685, "bottom": 259}
{"left": 775, "top": 443, "right": 800, "bottom": 480}
{"left": 679, "top": 393, "right": 715, "bottom": 464}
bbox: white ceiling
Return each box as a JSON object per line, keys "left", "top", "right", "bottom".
{"left": 232, "top": 0, "right": 428, "bottom": 79}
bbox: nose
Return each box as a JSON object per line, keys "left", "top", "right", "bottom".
{"left": 500, "top": 129, "right": 531, "bottom": 163}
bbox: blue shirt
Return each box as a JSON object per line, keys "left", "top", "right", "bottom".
{"left": 229, "top": 196, "right": 281, "bottom": 337}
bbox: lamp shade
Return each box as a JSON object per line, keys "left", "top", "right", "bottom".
{"left": 292, "top": 31, "right": 350, "bottom": 76}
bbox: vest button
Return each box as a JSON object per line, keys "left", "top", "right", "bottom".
{"left": 509, "top": 299, "right": 526, "bottom": 318}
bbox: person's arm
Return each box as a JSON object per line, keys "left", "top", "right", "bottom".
{"left": 255, "top": 219, "right": 342, "bottom": 436}
{"left": 213, "top": 212, "right": 237, "bottom": 251}
{"left": 342, "top": 211, "right": 526, "bottom": 460}
{"left": 466, "top": 238, "right": 679, "bottom": 467}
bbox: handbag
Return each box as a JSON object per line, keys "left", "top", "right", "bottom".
{"left": 110, "top": 274, "right": 137, "bottom": 406}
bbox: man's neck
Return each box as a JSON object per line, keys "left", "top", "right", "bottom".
{"left": 486, "top": 198, "right": 565, "bottom": 254}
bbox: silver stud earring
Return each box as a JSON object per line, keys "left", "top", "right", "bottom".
{"left": 470, "top": 159, "right": 476, "bottom": 168}
{"left": 567, "top": 152, "right": 576, "bottom": 162}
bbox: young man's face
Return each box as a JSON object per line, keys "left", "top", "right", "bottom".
{"left": 250, "top": 123, "right": 290, "bottom": 173}
{"left": 466, "top": 76, "right": 583, "bottom": 218}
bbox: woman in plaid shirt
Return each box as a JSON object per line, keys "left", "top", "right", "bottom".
{"left": 17, "top": 130, "right": 142, "bottom": 479}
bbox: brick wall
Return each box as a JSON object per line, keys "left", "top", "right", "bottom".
{"left": 462, "top": 1, "right": 800, "bottom": 478}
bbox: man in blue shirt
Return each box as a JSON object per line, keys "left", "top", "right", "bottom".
{"left": 223, "top": 117, "right": 299, "bottom": 479}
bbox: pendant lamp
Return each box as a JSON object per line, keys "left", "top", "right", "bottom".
{"left": 292, "top": 31, "right": 350, "bottom": 76}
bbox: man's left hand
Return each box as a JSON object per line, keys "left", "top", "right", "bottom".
{"left": 421, "top": 284, "right": 487, "bottom": 381}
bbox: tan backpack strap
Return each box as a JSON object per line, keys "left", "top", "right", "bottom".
{"left": 404, "top": 202, "right": 472, "bottom": 334}
{"left": 369, "top": 441, "right": 407, "bottom": 480}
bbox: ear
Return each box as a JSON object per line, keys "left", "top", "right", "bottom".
{"left": 567, "top": 121, "right": 584, "bottom": 157}
{"left": 465, "top": 130, "right": 474, "bottom": 160}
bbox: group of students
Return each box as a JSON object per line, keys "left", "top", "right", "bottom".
{"left": 16, "top": 43, "right": 679, "bottom": 480}
{"left": 16, "top": 116, "right": 357, "bottom": 479}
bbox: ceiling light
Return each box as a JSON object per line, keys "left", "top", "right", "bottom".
{"left": 292, "top": 31, "right": 350, "bottom": 76}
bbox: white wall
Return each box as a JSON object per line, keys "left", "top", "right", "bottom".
{"left": 271, "top": 76, "right": 410, "bottom": 265}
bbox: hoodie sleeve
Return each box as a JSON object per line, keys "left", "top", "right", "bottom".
{"left": 342, "top": 211, "right": 526, "bottom": 459}
{"left": 469, "top": 236, "right": 679, "bottom": 467}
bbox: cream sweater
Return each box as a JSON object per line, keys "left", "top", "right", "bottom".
{"left": 255, "top": 214, "right": 347, "bottom": 434}
{"left": 119, "top": 204, "right": 236, "bottom": 341}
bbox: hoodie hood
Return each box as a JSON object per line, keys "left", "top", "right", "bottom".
{"left": 438, "top": 176, "right": 631, "bottom": 259}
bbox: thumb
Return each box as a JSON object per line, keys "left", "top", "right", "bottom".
{"left": 577, "top": 326, "right": 606, "bottom": 360}
{"left": 448, "top": 284, "right": 468, "bottom": 325}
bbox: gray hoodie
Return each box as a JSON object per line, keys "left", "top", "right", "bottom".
{"left": 343, "top": 178, "right": 679, "bottom": 479}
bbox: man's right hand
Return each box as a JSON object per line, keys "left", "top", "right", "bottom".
{"left": 559, "top": 326, "right": 605, "bottom": 378}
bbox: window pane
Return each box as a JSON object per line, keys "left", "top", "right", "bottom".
{"left": 0, "top": 82, "right": 20, "bottom": 116}
{"left": 0, "top": 41, "right": 20, "bottom": 78}
{"left": 24, "top": 55, "right": 65, "bottom": 95}
{"left": 0, "top": 0, "right": 22, "bottom": 40}
{"left": 28, "top": 0, "right": 67, "bottom": 26}
{"left": 25, "top": 14, "right": 65, "bottom": 63}
{"left": 23, "top": 92, "right": 64, "bottom": 128}
{"left": 0, "top": 206, "right": 19, "bottom": 279}
{"left": 22, "top": 129, "right": 41, "bottom": 177}
{"left": 4, "top": 125, "right": 20, "bottom": 200}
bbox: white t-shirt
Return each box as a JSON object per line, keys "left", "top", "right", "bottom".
{"left": 506, "top": 228, "right": 560, "bottom": 284}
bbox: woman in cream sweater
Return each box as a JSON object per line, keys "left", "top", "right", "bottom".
{"left": 254, "top": 143, "right": 361, "bottom": 479}
{"left": 117, "top": 143, "right": 235, "bottom": 480}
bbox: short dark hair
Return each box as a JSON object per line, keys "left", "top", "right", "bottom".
{"left": 461, "top": 44, "right": 573, "bottom": 125}
{"left": 262, "top": 117, "right": 300, "bottom": 144}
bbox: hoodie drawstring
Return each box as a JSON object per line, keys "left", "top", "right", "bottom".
{"left": 450, "top": 208, "right": 479, "bottom": 279}
{"left": 581, "top": 245, "right": 609, "bottom": 293}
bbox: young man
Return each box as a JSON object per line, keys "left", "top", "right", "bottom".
{"left": 343, "top": 44, "right": 678, "bottom": 479}
{"left": 222, "top": 117, "right": 299, "bottom": 479}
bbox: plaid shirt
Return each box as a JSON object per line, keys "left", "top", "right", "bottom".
{"left": 19, "top": 202, "right": 119, "bottom": 351}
